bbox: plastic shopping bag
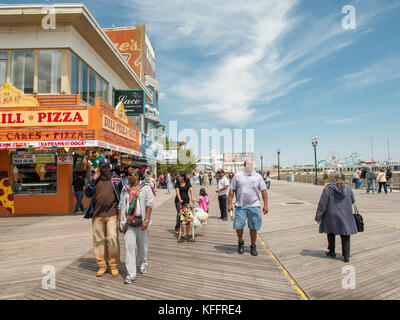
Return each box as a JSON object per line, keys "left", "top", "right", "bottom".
{"left": 193, "top": 216, "right": 201, "bottom": 228}
{"left": 194, "top": 208, "right": 208, "bottom": 221}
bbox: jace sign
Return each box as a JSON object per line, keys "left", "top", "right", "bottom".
{"left": 0, "top": 110, "right": 88, "bottom": 127}
{"left": 114, "top": 90, "right": 144, "bottom": 116}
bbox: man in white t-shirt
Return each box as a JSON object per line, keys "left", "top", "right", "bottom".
{"left": 228, "top": 160, "right": 268, "bottom": 256}
{"left": 216, "top": 170, "right": 230, "bottom": 221}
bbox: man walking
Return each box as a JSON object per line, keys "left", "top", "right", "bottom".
{"left": 216, "top": 170, "right": 230, "bottom": 221}
{"left": 84, "top": 158, "right": 123, "bottom": 277}
{"left": 72, "top": 171, "right": 85, "bottom": 214}
{"left": 227, "top": 160, "right": 268, "bottom": 256}
{"left": 166, "top": 171, "right": 172, "bottom": 194}
{"left": 366, "top": 168, "right": 376, "bottom": 194}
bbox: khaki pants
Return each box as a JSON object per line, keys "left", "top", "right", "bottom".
{"left": 92, "top": 215, "right": 120, "bottom": 270}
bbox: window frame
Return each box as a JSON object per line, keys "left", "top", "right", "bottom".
{"left": 10, "top": 49, "right": 35, "bottom": 94}
{"left": 37, "top": 49, "right": 62, "bottom": 94}
{"left": 70, "top": 50, "right": 110, "bottom": 105}
{"left": 0, "top": 50, "right": 8, "bottom": 85}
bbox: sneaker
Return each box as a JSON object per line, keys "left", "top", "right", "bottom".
{"left": 250, "top": 244, "right": 258, "bottom": 256}
{"left": 343, "top": 256, "right": 350, "bottom": 263}
{"left": 139, "top": 265, "right": 148, "bottom": 274}
{"left": 124, "top": 277, "right": 135, "bottom": 284}
{"left": 74, "top": 211, "right": 82, "bottom": 215}
{"left": 238, "top": 240, "right": 244, "bottom": 254}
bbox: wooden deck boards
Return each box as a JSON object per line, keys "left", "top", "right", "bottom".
{"left": 1, "top": 180, "right": 399, "bottom": 300}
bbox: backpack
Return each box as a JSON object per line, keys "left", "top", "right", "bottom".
{"left": 367, "top": 171, "right": 375, "bottom": 180}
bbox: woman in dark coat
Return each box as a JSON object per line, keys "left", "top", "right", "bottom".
{"left": 315, "top": 171, "right": 357, "bottom": 263}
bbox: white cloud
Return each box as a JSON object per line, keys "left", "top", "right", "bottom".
{"left": 124, "top": 0, "right": 400, "bottom": 125}
{"left": 324, "top": 113, "right": 377, "bottom": 125}
{"left": 334, "top": 58, "right": 400, "bottom": 89}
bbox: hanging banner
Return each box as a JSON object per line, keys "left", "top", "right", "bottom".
{"left": 12, "top": 153, "right": 55, "bottom": 164}
{"left": 57, "top": 152, "right": 73, "bottom": 164}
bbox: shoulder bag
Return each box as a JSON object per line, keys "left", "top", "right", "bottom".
{"left": 353, "top": 205, "right": 364, "bottom": 232}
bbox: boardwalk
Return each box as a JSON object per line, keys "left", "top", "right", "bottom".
{"left": 1, "top": 180, "right": 400, "bottom": 300}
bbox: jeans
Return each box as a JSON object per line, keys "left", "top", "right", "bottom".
{"left": 218, "top": 195, "right": 227, "bottom": 219}
{"left": 357, "top": 178, "right": 364, "bottom": 189}
{"left": 327, "top": 233, "right": 350, "bottom": 257}
{"left": 378, "top": 182, "right": 388, "bottom": 194}
{"left": 265, "top": 181, "right": 271, "bottom": 189}
{"left": 175, "top": 201, "right": 184, "bottom": 231}
{"left": 367, "top": 180, "right": 375, "bottom": 193}
{"left": 74, "top": 191, "right": 85, "bottom": 212}
{"left": 167, "top": 181, "right": 171, "bottom": 194}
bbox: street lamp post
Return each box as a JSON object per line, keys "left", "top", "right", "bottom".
{"left": 260, "top": 155, "right": 263, "bottom": 173}
{"left": 311, "top": 136, "right": 319, "bottom": 185}
{"left": 277, "top": 149, "right": 281, "bottom": 180}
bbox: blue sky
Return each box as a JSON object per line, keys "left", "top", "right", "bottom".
{"left": 3, "top": 0, "right": 400, "bottom": 167}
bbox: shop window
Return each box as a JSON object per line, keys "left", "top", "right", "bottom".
{"left": 89, "top": 69, "right": 96, "bottom": 105}
{"left": 80, "top": 62, "right": 88, "bottom": 103}
{"left": 96, "top": 75, "right": 102, "bottom": 100}
{"left": 11, "top": 50, "right": 34, "bottom": 94}
{"left": 0, "top": 51, "right": 7, "bottom": 85}
{"left": 71, "top": 53, "right": 80, "bottom": 94}
{"left": 38, "top": 50, "right": 61, "bottom": 94}
{"left": 11, "top": 153, "right": 57, "bottom": 195}
{"left": 102, "top": 80, "right": 108, "bottom": 103}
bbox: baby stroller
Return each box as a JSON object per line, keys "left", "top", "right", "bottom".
{"left": 177, "top": 204, "right": 195, "bottom": 243}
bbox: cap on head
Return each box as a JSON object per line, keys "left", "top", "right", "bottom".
{"left": 99, "top": 157, "right": 111, "bottom": 167}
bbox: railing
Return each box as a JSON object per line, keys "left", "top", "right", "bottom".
{"left": 276, "top": 173, "right": 400, "bottom": 191}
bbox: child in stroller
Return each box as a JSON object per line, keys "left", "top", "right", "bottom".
{"left": 178, "top": 204, "right": 195, "bottom": 242}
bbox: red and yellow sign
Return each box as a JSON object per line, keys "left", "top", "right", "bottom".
{"left": 104, "top": 25, "right": 145, "bottom": 81}
{"left": 0, "top": 110, "right": 88, "bottom": 127}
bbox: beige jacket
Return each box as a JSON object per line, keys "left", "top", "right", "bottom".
{"left": 377, "top": 172, "right": 387, "bottom": 183}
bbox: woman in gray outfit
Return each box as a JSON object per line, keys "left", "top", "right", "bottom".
{"left": 315, "top": 170, "right": 358, "bottom": 263}
{"left": 118, "top": 169, "right": 154, "bottom": 284}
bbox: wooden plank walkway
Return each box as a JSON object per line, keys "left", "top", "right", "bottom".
{"left": 258, "top": 180, "right": 400, "bottom": 300}
{"left": 21, "top": 184, "right": 301, "bottom": 300}
{"left": 2, "top": 180, "right": 400, "bottom": 300}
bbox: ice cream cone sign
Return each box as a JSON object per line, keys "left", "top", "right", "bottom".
{"left": 35, "top": 164, "right": 47, "bottom": 181}
{"left": 12, "top": 165, "right": 18, "bottom": 182}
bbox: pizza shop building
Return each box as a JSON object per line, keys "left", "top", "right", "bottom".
{"left": 0, "top": 4, "right": 150, "bottom": 214}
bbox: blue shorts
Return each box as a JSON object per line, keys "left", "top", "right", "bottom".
{"left": 233, "top": 206, "right": 262, "bottom": 231}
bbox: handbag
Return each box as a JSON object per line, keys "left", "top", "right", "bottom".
{"left": 353, "top": 205, "right": 364, "bottom": 232}
{"left": 125, "top": 190, "right": 142, "bottom": 228}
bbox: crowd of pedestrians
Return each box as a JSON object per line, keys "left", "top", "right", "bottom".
{"left": 352, "top": 167, "right": 393, "bottom": 194}
{"left": 75, "top": 156, "right": 395, "bottom": 285}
